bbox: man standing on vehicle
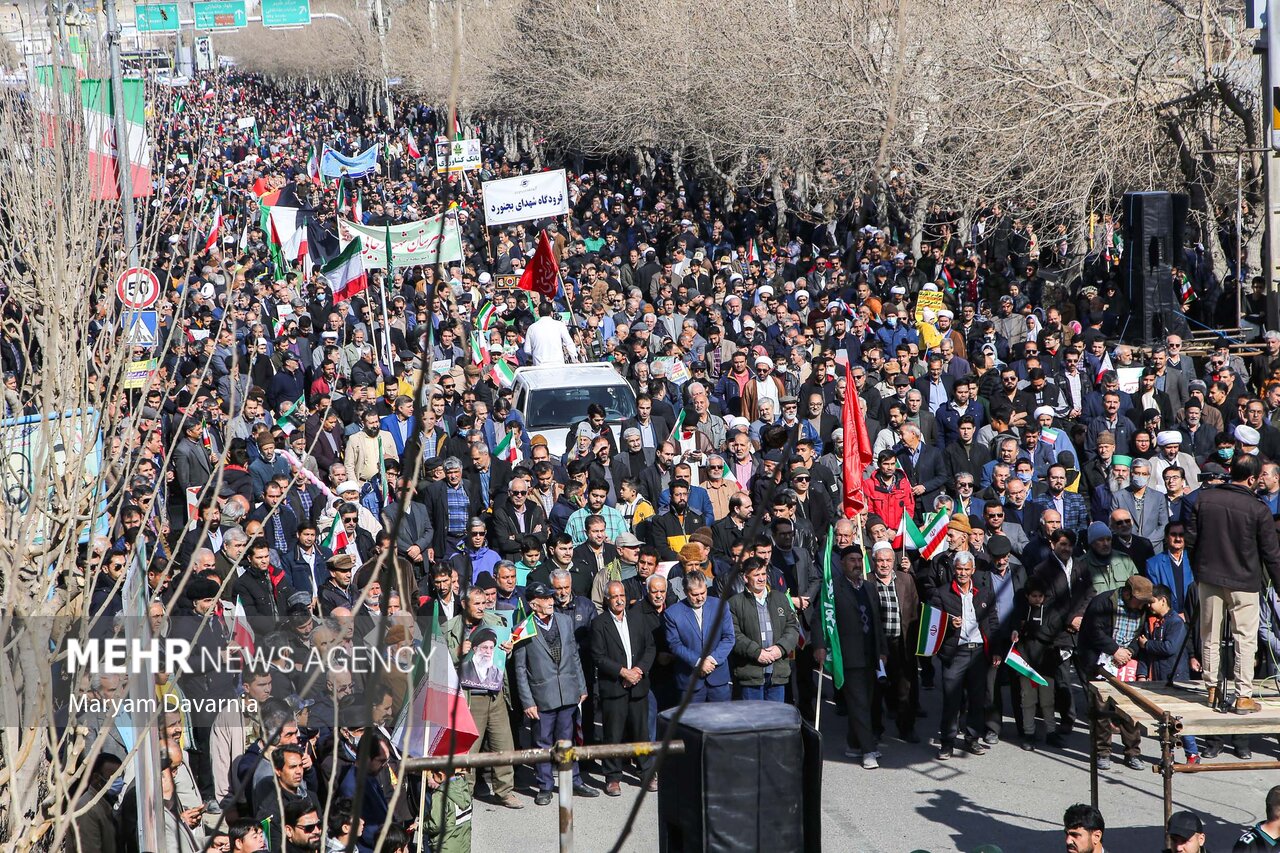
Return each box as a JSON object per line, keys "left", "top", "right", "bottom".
{"left": 525, "top": 303, "right": 580, "bottom": 366}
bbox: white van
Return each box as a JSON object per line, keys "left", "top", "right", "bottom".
{"left": 510, "top": 363, "right": 637, "bottom": 458}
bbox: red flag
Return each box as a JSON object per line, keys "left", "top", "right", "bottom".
{"left": 518, "top": 230, "right": 560, "bottom": 299}
{"left": 842, "top": 361, "right": 874, "bottom": 517}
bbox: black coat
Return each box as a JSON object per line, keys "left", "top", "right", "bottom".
{"left": 233, "top": 566, "right": 296, "bottom": 637}
{"left": 423, "top": 479, "right": 485, "bottom": 557}
{"left": 1187, "top": 481, "right": 1280, "bottom": 593}
{"left": 929, "top": 581, "right": 999, "bottom": 662}
{"left": 591, "top": 609, "right": 656, "bottom": 699}
{"left": 1032, "top": 556, "right": 1096, "bottom": 650}
{"left": 491, "top": 500, "right": 549, "bottom": 559}
{"left": 895, "top": 443, "right": 949, "bottom": 519}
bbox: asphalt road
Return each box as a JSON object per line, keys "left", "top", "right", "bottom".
{"left": 471, "top": 684, "right": 1280, "bottom": 852}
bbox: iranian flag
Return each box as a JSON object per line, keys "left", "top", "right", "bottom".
{"left": 1005, "top": 647, "right": 1049, "bottom": 687}
{"left": 185, "top": 486, "right": 201, "bottom": 531}
{"left": 906, "top": 511, "right": 950, "bottom": 560}
{"left": 392, "top": 629, "right": 479, "bottom": 758}
{"left": 476, "top": 300, "right": 498, "bottom": 330}
{"left": 667, "top": 409, "right": 687, "bottom": 443}
{"left": 916, "top": 602, "right": 948, "bottom": 656}
{"left": 489, "top": 357, "right": 516, "bottom": 388}
{"left": 469, "top": 331, "right": 488, "bottom": 366}
{"left": 510, "top": 613, "right": 538, "bottom": 644}
{"left": 1179, "top": 274, "right": 1197, "bottom": 307}
{"left": 202, "top": 205, "right": 223, "bottom": 254}
{"left": 1040, "top": 426, "right": 1063, "bottom": 446}
{"left": 322, "top": 238, "right": 368, "bottom": 303}
{"left": 81, "top": 77, "right": 153, "bottom": 201}
{"left": 892, "top": 514, "right": 907, "bottom": 549}
{"left": 307, "top": 145, "right": 321, "bottom": 181}
{"left": 403, "top": 127, "right": 422, "bottom": 159}
{"left": 227, "top": 597, "right": 256, "bottom": 656}
{"left": 720, "top": 461, "right": 740, "bottom": 488}
{"left": 494, "top": 430, "right": 519, "bottom": 463}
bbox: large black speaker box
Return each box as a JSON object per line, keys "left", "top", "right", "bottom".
{"left": 1121, "top": 191, "right": 1190, "bottom": 343}
{"left": 657, "top": 701, "right": 822, "bottom": 853}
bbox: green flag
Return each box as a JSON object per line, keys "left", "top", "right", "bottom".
{"left": 819, "top": 524, "right": 844, "bottom": 689}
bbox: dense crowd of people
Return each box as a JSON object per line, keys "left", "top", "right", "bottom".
{"left": 52, "top": 68, "right": 1280, "bottom": 853}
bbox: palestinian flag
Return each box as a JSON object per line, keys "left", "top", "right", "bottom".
{"left": 1005, "top": 647, "right": 1049, "bottom": 686}
{"left": 476, "top": 300, "right": 498, "bottom": 330}
{"left": 186, "top": 486, "right": 201, "bottom": 531}
{"left": 510, "top": 613, "right": 538, "bottom": 644}
{"left": 1179, "top": 274, "right": 1197, "bottom": 307}
{"left": 916, "top": 602, "right": 947, "bottom": 656}
{"left": 489, "top": 357, "right": 516, "bottom": 388}
{"left": 202, "top": 205, "right": 222, "bottom": 253}
{"left": 494, "top": 430, "right": 518, "bottom": 463}
{"left": 403, "top": 127, "right": 421, "bottom": 159}
{"left": 227, "top": 597, "right": 256, "bottom": 656}
{"left": 307, "top": 145, "right": 321, "bottom": 181}
{"left": 906, "top": 511, "right": 950, "bottom": 560}
{"left": 322, "top": 238, "right": 368, "bottom": 303}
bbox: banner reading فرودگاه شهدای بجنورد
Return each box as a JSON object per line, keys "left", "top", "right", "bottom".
{"left": 482, "top": 169, "right": 570, "bottom": 225}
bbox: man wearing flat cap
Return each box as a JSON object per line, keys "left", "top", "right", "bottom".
{"left": 1076, "top": 575, "right": 1151, "bottom": 770}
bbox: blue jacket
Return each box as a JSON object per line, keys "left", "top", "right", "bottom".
{"left": 1144, "top": 551, "right": 1195, "bottom": 617}
{"left": 378, "top": 413, "right": 418, "bottom": 456}
{"left": 1137, "top": 611, "right": 1191, "bottom": 682}
{"left": 664, "top": 596, "right": 736, "bottom": 689}
{"left": 935, "top": 400, "right": 985, "bottom": 448}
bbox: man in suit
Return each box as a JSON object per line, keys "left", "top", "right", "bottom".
{"left": 424, "top": 458, "right": 484, "bottom": 559}
{"left": 466, "top": 440, "right": 512, "bottom": 511}
{"left": 621, "top": 394, "right": 671, "bottom": 451}
{"left": 867, "top": 541, "right": 922, "bottom": 743}
{"left": 663, "top": 570, "right": 735, "bottom": 702}
{"left": 283, "top": 521, "right": 332, "bottom": 602}
{"left": 172, "top": 418, "right": 214, "bottom": 495}
{"left": 591, "top": 581, "right": 657, "bottom": 796}
{"left": 378, "top": 395, "right": 417, "bottom": 457}
{"left": 895, "top": 423, "right": 948, "bottom": 522}
{"left": 1033, "top": 529, "right": 1094, "bottom": 745}
{"left": 513, "top": 582, "right": 600, "bottom": 805}
{"left": 382, "top": 478, "right": 434, "bottom": 572}
{"left": 728, "top": 558, "right": 801, "bottom": 702}
{"left": 816, "top": 543, "right": 887, "bottom": 769}
{"left": 1025, "top": 464, "right": 1091, "bottom": 540}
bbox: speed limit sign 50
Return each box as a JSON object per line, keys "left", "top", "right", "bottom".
{"left": 116, "top": 267, "right": 160, "bottom": 310}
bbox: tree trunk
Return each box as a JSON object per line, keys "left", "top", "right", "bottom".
{"left": 771, "top": 166, "right": 788, "bottom": 244}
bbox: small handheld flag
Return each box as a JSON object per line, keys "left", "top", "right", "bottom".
{"left": 916, "top": 603, "right": 947, "bottom": 657}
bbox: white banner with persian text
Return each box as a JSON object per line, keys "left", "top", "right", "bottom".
{"left": 481, "top": 169, "right": 569, "bottom": 225}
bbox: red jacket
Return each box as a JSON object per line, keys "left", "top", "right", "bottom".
{"left": 865, "top": 471, "right": 915, "bottom": 533}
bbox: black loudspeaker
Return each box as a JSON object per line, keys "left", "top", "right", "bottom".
{"left": 657, "top": 702, "right": 822, "bottom": 853}
{"left": 1121, "top": 191, "right": 1191, "bottom": 344}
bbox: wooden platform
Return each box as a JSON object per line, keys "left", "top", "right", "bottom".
{"left": 1094, "top": 679, "right": 1280, "bottom": 736}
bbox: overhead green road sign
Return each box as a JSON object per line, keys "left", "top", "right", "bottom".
{"left": 193, "top": 0, "right": 247, "bottom": 30}
{"left": 261, "top": 0, "right": 311, "bottom": 27}
{"left": 135, "top": 3, "right": 180, "bottom": 32}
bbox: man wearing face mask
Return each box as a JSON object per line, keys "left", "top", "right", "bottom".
{"left": 1109, "top": 458, "right": 1169, "bottom": 553}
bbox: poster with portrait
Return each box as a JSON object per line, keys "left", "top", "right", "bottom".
{"left": 459, "top": 621, "right": 511, "bottom": 692}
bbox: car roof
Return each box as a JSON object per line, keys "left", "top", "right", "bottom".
{"left": 514, "top": 364, "right": 629, "bottom": 390}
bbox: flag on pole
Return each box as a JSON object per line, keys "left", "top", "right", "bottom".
{"left": 227, "top": 597, "right": 256, "bottom": 656}
{"left": 842, "top": 361, "right": 874, "bottom": 516}
{"left": 720, "top": 462, "right": 740, "bottom": 489}
{"left": 1004, "top": 647, "right": 1049, "bottom": 686}
{"left": 322, "top": 238, "right": 368, "bottom": 303}
{"left": 81, "top": 77, "right": 153, "bottom": 201}
{"left": 392, "top": 627, "right": 479, "bottom": 758}
{"left": 916, "top": 603, "right": 948, "bottom": 656}
{"left": 185, "top": 487, "right": 201, "bottom": 531}
{"left": 202, "top": 205, "right": 222, "bottom": 253}
{"left": 1178, "top": 274, "right": 1197, "bottom": 308}
{"left": 1040, "top": 426, "right": 1063, "bottom": 446}
{"left": 818, "top": 525, "right": 844, "bottom": 689}
{"left": 509, "top": 613, "right": 538, "bottom": 644}
{"left": 469, "top": 331, "right": 488, "bottom": 366}
{"left": 275, "top": 396, "right": 303, "bottom": 429}
{"left": 476, "top": 300, "right": 498, "bottom": 330}
{"left": 494, "top": 430, "right": 519, "bottom": 463}
{"left": 518, "top": 230, "right": 560, "bottom": 299}
{"left": 905, "top": 511, "right": 950, "bottom": 560}
{"left": 403, "top": 127, "right": 421, "bottom": 159}
{"left": 323, "top": 515, "right": 350, "bottom": 553}
{"left": 892, "top": 514, "right": 906, "bottom": 549}
{"left": 489, "top": 357, "right": 516, "bottom": 388}
{"left": 667, "top": 408, "right": 687, "bottom": 445}
{"left": 307, "top": 145, "right": 321, "bottom": 181}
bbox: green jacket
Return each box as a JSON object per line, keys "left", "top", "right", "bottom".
{"left": 427, "top": 775, "right": 473, "bottom": 853}
{"left": 1084, "top": 550, "right": 1137, "bottom": 592}
{"left": 727, "top": 588, "right": 801, "bottom": 686}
